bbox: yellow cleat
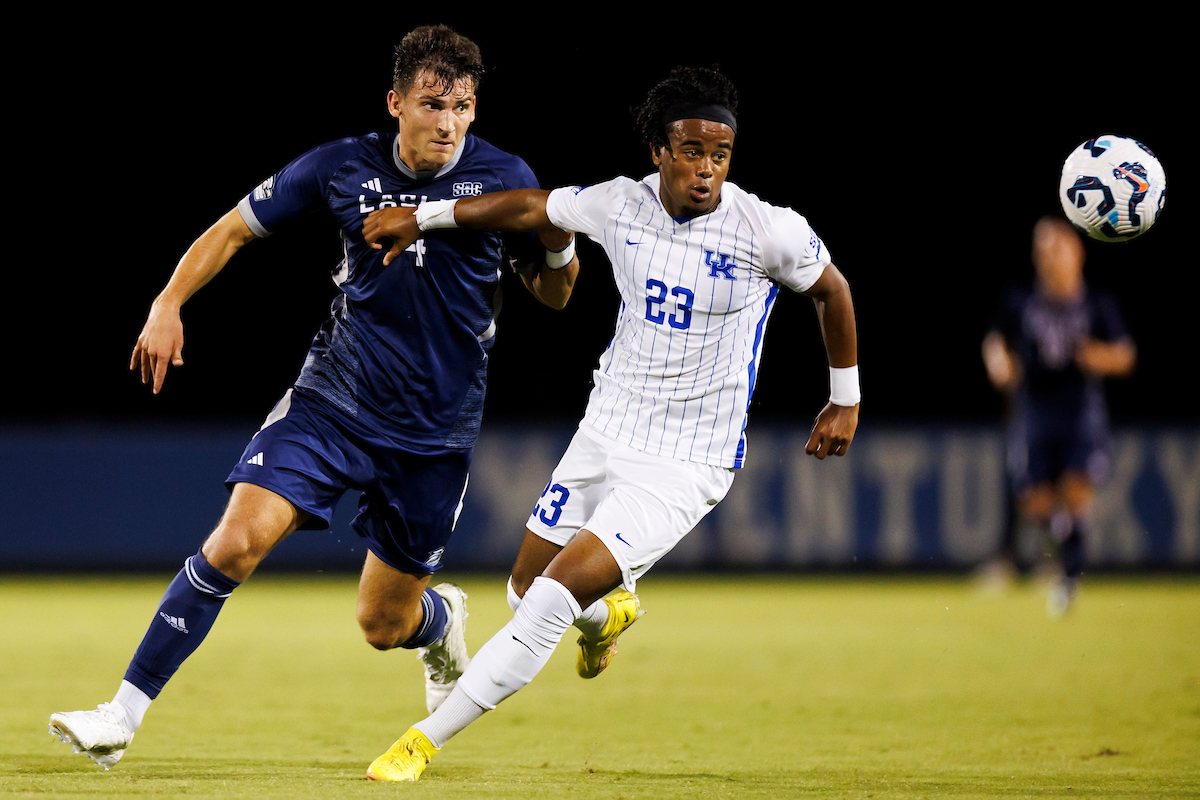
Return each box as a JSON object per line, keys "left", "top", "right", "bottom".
{"left": 366, "top": 727, "right": 439, "bottom": 782}
{"left": 576, "top": 590, "right": 644, "bottom": 678}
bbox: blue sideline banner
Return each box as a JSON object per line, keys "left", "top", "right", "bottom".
{"left": 2, "top": 424, "right": 1197, "bottom": 572}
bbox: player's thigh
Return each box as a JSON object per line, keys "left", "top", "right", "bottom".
{"left": 542, "top": 529, "right": 624, "bottom": 609}
{"left": 356, "top": 550, "right": 432, "bottom": 635}
{"left": 202, "top": 482, "right": 309, "bottom": 581}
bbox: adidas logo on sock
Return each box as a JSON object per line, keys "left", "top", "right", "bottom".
{"left": 247, "top": 452, "right": 264, "bottom": 466}
{"left": 159, "top": 612, "right": 188, "bottom": 633}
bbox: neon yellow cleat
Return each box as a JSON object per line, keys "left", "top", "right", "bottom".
{"left": 576, "top": 590, "right": 644, "bottom": 679}
{"left": 366, "top": 727, "right": 439, "bottom": 782}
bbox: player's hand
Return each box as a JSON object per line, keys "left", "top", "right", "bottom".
{"left": 805, "top": 401, "right": 859, "bottom": 459}
{"left": 129, "top": 299, "right": 185, "bottom": 394}
{"left": 363, "top": 207, "right": 420, "bottom": 266}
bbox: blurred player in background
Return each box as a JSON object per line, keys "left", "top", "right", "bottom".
{"left": 980, "top": 216, "right": 1135, "bottom": 616}
{"left": 48, "top": 25, "right": 578, "bottom": 770}
{"left": 359, "top": 64, "right": 861, "bottom": 781}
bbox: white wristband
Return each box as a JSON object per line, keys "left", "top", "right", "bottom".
{"left": 544, "top": 236, "right": 575, "bottom": 270}
{"left": 829, "top": 365, "right": 860, "bottom": 407}
{"left": 415, "top": 199, "right": 459, "bottom": 231}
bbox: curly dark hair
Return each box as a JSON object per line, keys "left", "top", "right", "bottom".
{"left": 392, "top": 25, "right": 485, "bottom": 97}
{"left": 633, "top": 65, "right": 738, "bottom": 152}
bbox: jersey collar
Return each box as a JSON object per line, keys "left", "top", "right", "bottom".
{"left": 392, "top": 133, "right": 468, "bottom": 181}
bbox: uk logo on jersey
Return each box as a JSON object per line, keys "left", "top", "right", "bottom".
{"left": 704, "top": 250, "right": 737, "bottom": 280}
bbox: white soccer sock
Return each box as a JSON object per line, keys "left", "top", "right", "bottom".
{"left": 457, "top": 576, "right": 581, "bottom": 711}
{"left": 412, "top": 686, "right": 487, "bottom": 748}
{"left": 573, "top": 598, "right": 611, "bottom": 640}
{"left": 113, "top": 680, "right": 152, "bottom": 731}
{"left": 507, "top": 575, "right": 609, "bottom": 639}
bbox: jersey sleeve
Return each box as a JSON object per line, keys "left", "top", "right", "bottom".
{"left": 759, "top": 206, "right": 832, "bottom": 293}
{"left": 545, "top": 179, "right": 630, "bottom": 239}
{"left": 237, "top": 139, "right": 358, "bottom": 238}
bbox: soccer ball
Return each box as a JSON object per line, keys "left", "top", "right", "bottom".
{"left": 1058, "top": 135, "right": 1166, "bottom": 242}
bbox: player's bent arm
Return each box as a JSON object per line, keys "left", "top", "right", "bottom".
{"left": 801, "top": 263, "right": 860, "bottom": 459}
{"left": 802, "top": 263, "right": 857, "bottom": 370}
{"left": 520, "top": 249, "right": 578, "bottom": 310}
{"left": 1075, "top": 336, "right": 1137, "bottom": 378}
{"left": 130, "top": 208, "right": 258, "bottom": 393}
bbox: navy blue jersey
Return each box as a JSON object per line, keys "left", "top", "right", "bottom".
{"left": 237, "top": 132, "right": 542, "bottom": 449}
{"left": 991, "top": 282, "right": 1130, "bottom": 417}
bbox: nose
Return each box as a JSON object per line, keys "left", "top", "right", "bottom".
{"left": 437, "top": 109, "right": 454, "bottom": 136}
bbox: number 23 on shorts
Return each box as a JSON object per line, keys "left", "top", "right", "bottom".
{"left": 534, "top": 481, "right": 571, "bottom": 526}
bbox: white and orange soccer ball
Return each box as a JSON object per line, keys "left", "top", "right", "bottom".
{"left": 1058, "top": 135, "right": 1166, "bottom": 242}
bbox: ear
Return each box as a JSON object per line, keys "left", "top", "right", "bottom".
{"left": 386, "top": 89, "right": 402, "bottom": 120}
{"left": 651, "top": 143, "right": 664, "bottom": 167}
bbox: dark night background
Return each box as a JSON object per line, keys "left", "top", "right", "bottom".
{"left": 11, "top": 14, "right": 1192, "bottom": 433}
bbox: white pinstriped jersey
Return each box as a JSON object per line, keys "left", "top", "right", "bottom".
{"left": 546, "top": 173, "right": 831, "bottom": 469}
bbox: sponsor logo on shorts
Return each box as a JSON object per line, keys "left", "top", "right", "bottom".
{"left": 615, "top": 532, "right": 633, "bottom": 547}
{"left": 425, "top": 548, "right": 444, "bottom": 567}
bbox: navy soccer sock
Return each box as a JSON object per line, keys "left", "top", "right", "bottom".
{"left": 400, "top": 587, "right": 448, "bottom": 649}
{"left": 123, "top": 550, "right": 241, "bottom": 699}
{"left": 1061, "top": 521, "right": 1086, "bottom": 579}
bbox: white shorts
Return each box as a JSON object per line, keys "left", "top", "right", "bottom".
{"left": 525, "top": 424, "right": 735, "bottom": 592}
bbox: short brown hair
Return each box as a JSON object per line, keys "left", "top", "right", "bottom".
{"left": 392, "top": 25, "right": 484, "bottom": 97}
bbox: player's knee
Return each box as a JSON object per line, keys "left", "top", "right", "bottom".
{"left": 202, "top": 527, "right": 269, "bottom": 582}
{"left": 507, "top": 576, "right": 524, "bottom": 611}
{"left": 357, "top": 608, "right": 416, "bottom": 651}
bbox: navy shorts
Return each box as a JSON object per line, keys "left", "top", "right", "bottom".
{"left": 225, "top": 388, "right": 471, "bottom": 574}
{"left": 1007, "top": 401, "right": 1109, "bottom": 491}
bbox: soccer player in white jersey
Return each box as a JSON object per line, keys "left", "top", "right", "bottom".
{"left": 360, "top": 65, "right": 860, "bottom": 781}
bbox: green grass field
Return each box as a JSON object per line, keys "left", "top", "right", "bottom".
{"left": 2, "top": 573, "right": 1198, "bottom": 798}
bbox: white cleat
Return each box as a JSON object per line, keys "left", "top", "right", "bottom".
{"left": 48, "top": 703, "right": 134, "bottom": 770}
{"left": 1046, "top": 577, "right": 1077, "bottom": 619}
{"left": 417, "top": 583, "right": 470, "bottom": 714}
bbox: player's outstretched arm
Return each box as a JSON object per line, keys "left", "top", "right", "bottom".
{"left": 363, "top": 189, "right": 578, "bottom": 308}
{"left": 130, "top": 208, "right": 258, "bottom": 394}
{"left": 364, "top": 189, "right": 560, "bottom": 266}
{"left": 801, "top": 263, "right": 860, "bottom": 459}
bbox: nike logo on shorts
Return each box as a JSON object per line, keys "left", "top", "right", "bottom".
{"left": 615, "top": 532, "right": 633, "bottom": 546}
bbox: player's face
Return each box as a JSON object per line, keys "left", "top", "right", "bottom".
{"left": 652, "top": 119, "right": 734, "bottom": 218}
{"left": 389, "top": 71, "right": 477, "bottom": 172}
{"left": 1033, "top": 222, "right": 1085, "bottom": 298}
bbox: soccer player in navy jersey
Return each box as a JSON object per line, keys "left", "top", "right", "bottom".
{"left": 981, "top": 216, "right": 1135, "bottom": 616}
{"left": 48, "top": 25, "right": 578, "bottom": 770}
